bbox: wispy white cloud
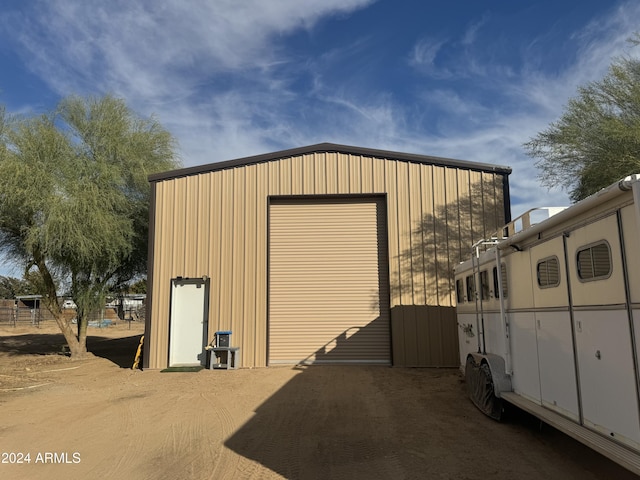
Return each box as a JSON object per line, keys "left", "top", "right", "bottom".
{"left": 408, "top": 37, "right": 451, "bottom": 78}
{"left": 8, "top": 0, "right": 374, "bottom": 97}
{"left": 461, "top": 14, "right": 489, "bottom": 46}
{"left": 2, "top": 0, "right": 376, "bottom": 161}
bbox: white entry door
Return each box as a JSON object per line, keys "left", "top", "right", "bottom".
{"left": 169, "top": 278, "right": 208, "bottom": 366}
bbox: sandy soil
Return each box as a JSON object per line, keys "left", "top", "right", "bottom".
{"left": 0, "top": 322, "right": 637, "bottom": 480}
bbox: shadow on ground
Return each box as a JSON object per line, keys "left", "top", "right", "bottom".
{"left": 0, "top": 331, "right": 142, "bottom": 368}
{"left": 88, "top": 334, "right": 142, "bottom": 368}
{"left": 0, "top": 333, "right": 68, "bottom": 356}
{"left": 223, "top": 365, "right": 638, "bottom": 480}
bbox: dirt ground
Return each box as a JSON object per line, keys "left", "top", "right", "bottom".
{"left": 0, "top": 322, "right": 637, "bottom": 480}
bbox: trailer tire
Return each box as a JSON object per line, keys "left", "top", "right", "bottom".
{"left": 465, "top": 355, "right": 503, "bottom": 421}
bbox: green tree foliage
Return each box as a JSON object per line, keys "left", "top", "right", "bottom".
{"left": 0, "top": 276, "right": 33, "bottom": 299}
{"left": 525, "top": 40, "right": 640, "bottom": 202}
{"left": 0, "top": 95, "right": 179, "bottom": 357}
{"left": 128, "top": 278, "right": 147, "bottom": 294}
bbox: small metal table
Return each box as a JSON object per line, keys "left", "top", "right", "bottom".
{"left": 208, "top": 347, "right": 240, "bottom": 370}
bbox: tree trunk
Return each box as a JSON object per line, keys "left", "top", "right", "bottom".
{"left": 76, "top": 313, "right": 88, "bottom": 357}
{"left": 33, "top": 252, "right": 89, "bottom": 359}
{"left": 53, "top": 313, "right": 87, "bottom": 359}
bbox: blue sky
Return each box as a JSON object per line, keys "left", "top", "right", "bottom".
{"left": 0, "top": 0, "right": 639, "bottom": 276}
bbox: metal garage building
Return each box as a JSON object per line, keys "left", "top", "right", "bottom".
{"left": 143, "top": 143, "right": 511, "bottom": 369}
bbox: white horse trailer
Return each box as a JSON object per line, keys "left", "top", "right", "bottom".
{"left": 455, "top": 174, "right": 640, "bottom": 475}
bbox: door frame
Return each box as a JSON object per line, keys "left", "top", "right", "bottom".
{"left": 168, "top": 277, "right": 210, "bottom": 367}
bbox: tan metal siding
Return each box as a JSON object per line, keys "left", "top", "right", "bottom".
{"left": 470, "top": 170, "right": 485, "bottom": 244}
{"left": 196, "top": 175, "right": 210, "bottom": 274}
{"left": 420, "top": 166, "right": 437, "bottom": 306}
{"left": 396, "top": 161, "right": 411, "bottom": 305}
{"left": 457, "top": 168, "right": 472, "bottom": 265}
{"left": 408, "top": 162, "right": 425, "bottom": 305}
{"left": 268, "top": 198, "right": 390, "bottom": 364}
{"left": 147, "top": 151, "right": 508, "bottom": 368}
{"left": 338, "top": 153, "right": 350, "bottom": 193}
{"left": 326, "top": 153, "right": 338, "bottom": 194}
{"left": 208, "top": 172, "right": 222, "bottom": 342}
{"left": 385, "top": 161, "right": 401, "bottom": 307}
{"left": 432, "top": 166, "right": 448, "bottom": 306}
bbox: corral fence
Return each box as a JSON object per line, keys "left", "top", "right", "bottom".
{"left": 0, "top": 299, "right": 145, "bottom": 328}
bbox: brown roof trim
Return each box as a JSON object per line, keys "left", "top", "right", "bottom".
{"left": 149, "top": 142, "right": 512, "bottom": 182}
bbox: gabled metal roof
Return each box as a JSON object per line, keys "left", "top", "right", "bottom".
{"left": 149, "top": 142, "right": 512, "bottom": 182}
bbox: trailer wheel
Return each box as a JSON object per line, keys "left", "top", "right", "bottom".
{"left": 465, "top": 356, "right": 503, "bottom": 421}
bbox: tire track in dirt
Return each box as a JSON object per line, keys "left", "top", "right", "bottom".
{"left": 96, "top": 390, "right": 150, "bottom": 478}
{"left": 198, "top": 391, "right": 259, "bottom": 480}
{"left": 143, "top": 389, "right": 240, "bottom": 479}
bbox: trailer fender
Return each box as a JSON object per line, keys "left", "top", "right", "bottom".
{"left": 469, "top": 353, "right": 511, "bottom": 397}
{"left": 465, "top": 353, "right": 512, "bottom": 421}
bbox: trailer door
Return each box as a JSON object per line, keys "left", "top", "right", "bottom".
{"left": 530, "top": 237, "right": 579, "bottom": 421}
{"left": 565, "top": 214, "right": 640, "bottom": 449}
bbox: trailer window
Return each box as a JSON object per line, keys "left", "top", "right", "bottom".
{"left": 577, "top": 241, "right": 612, "bottom": 281}
{"left": 493, "top": 263, "right": 508, "bottom": 298}
{"left": 465, "top": 275, "right": 476, "bottom": 302}
{"left": 456, "top": 279, "right": 465, "bottom": 303}
{"left": 537, "top": 256, "right": 560, "bottom": 288}
{"left": 480, "top": 270, "right": 490, "bottom": 300}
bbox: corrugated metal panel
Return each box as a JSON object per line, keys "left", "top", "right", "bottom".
{"left": 255, "top": 163, "right": 269, "bottom": 365}
{"left": 385, "top": 162, "right": 401, "bottom": 307}
{"left": 482, "top": 172, "right": 499, "bottom": 237}
{"left": 457, "top": 168, "right": 472, "bottom": 265}
{"left": 396, "top": 161, "right": 411, "bottom": 305}
{"left": 184, "top": 175, "right": 198, "bottom": 274}
{"left": 349, "top": 155, "right": 361, "bottom": 193}
{"left": 442, "top": 168, "right": 459, "bottom": 306}
{"left": 408, "top": 162, "right": 425, "bottom": 305}
{"left": 146, "top": 150, "right": 508, "bottom": 369}
{"left": 268, "top": 198, "right": 390, "bottom": 364}
{"left": 231, "top": 167, "right": 246, "bottom": 345}
{"left": 432, "top": 166, "right": 448, "bottom": 306}
{"left": 312, "top": 153, "right": 325, "bottom": 194}
{"left": 470, "top": 170, "right": 485, "bottom": 244}
{"left": 420, "top": 165, "right": 437, "bottom": 306}
{"left": 391, "top": 305, "right": 459, "bottom": 367}
{"left": 208, "top": 172, "right": 223, "bottom": 337}
{"left": 242, "top": 166, "right": 257, "bottom": 356}
{"left": 149, "top": 180, "right": 173, "bottom": 367}
{"left": 196, "top": 174, "right": 210, "bottom": 274}
{"left": 337, "top": 153, "right": 350, "bottom": 193}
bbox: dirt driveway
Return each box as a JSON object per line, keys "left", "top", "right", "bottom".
{"left": 0, "top": 323, "right": 636, "bottom": 480}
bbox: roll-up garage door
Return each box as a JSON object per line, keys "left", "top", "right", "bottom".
{"left": 269, "top": 197, "right": 390, "bottom": 365}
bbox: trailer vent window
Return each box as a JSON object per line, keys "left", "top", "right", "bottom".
{"left": 537, "top": 256, "right": 560, "bottom": 288}
{"left": 456, "top": 279, "right": 465, "bottom": 303}
{"left": 466, "top": 275, "right": 476, "bottom": 302}
{"left": 577, "top": 242, "right": 612, "bottom": 281}
{"left": 493, "top": 263, "right": 508, "bottom": 298}
{"left": 480, "top": 270, "right": 490, "bottom": 300}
